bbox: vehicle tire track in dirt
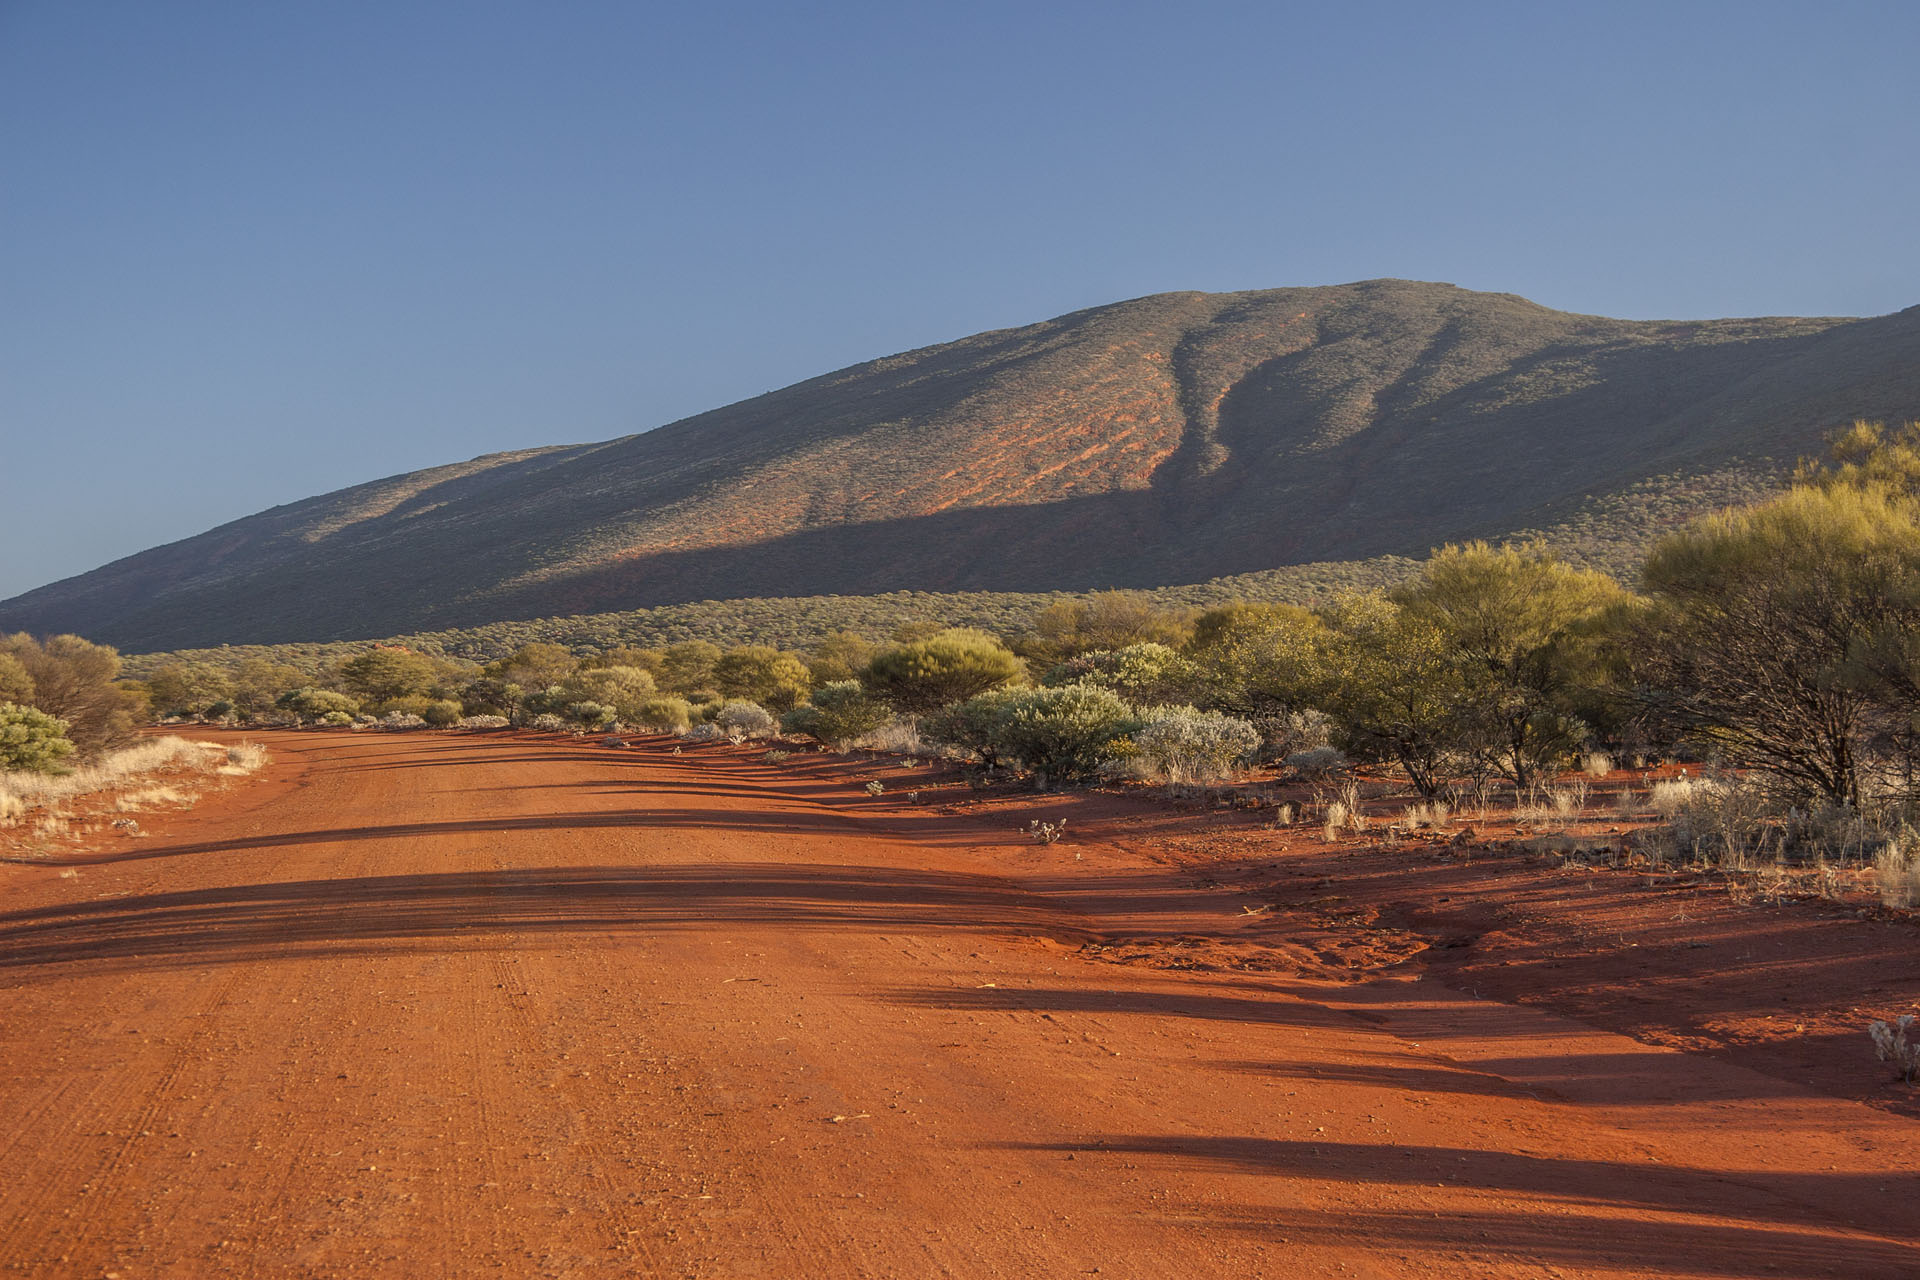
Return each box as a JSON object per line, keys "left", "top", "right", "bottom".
{"left": 1, "top": 729, "right": 1917, "bottom": 1278}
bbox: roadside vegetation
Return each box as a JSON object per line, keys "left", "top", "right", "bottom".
{"left": 19, "top": 421, "right": 1920, "bottom": 897}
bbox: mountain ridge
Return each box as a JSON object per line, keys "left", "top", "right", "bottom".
{"left": 7, "top": 279, "right": 1917, "bottom": 651}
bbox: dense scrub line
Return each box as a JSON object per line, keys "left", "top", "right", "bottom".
{"left": 10, "top": 422, "right": 1919, "bottom": 884}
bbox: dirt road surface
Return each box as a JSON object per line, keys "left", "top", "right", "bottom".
{"left": 1, "top": 731, "right": 1915, "bottom": 1278}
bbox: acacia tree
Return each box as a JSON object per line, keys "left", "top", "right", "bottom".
{"left": 712, "top": 646, "right": 813, "bottom": 713}
{"left": 1393, "top": 543, "right": 1628, "bottom": 793}
{"left": 1181, "top": 603, "right": 1330, "bottom": 737}
{"left": 0, "top": 633, "right": 140, "bottom": 754}
{"left": 1639, "top": 483, "right": 1920, "bottom": 807}
{"left": 1026, "top": 591, "right": 1193, "bottom": 662}
{"left": 862, "top": 629, "right": 1024, "bottom": 717}
{"left": 1317, "top": 593, "right": 1474, "bottom": 798}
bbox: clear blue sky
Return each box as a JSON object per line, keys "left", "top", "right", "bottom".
{"left": 3, "top": 1, "right": 1917, "bottom": 601}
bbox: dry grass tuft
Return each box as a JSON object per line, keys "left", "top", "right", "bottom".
{"left": 0, "top": 736, "right": 265, "bottom": 832}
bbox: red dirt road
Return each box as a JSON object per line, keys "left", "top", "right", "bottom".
{"left": 1, "top": 731, "right": 1916, "bottom": 1278}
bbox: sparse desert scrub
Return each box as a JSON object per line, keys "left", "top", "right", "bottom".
{"left": 0, "top": 736, "right": 266, "bottom": 830}
{"left": 713, "top": 700, "right": 777, "bottom": 741}
{"left": 1128, "top": 706, "right": 1261, "bottom": 786}
{"left": 1872, "top": 830, "right": 1920, "bottom": 908}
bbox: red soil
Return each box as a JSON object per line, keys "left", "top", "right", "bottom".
{"left": 0, "top": 730, "right": 1914, "bottom": 1278}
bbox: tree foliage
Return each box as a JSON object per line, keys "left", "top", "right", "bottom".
{"left": 0, "top": 633, "right": 139, "bottom": 755}
{"left": 0, "top": 702, "right": 75, "bottom": 773}
{"left": 782, "top": 680, "right": 892, "bottom": 748}
{"left": 862, "top": 629, "right": 1023, "bottom": 717}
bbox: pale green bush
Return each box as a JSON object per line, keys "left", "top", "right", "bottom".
{"left": 1131, "top": 706, "right": 1260, "bottom": 785}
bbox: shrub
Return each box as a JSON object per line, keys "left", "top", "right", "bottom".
{"left": 1, "top": 633, "right": 141, "bottom": 754}
{"left": 277, "top": 687, "right": 361, "bottom": 723}
{"left": 923, "top": 687, "right": 1029, "bottom": 769}
{"left": 0, "top": 702, "right": 75, "bottom": 773}
{"left": 713, "top": 646, "right": 813, "bottom": 713}
{"left": 421, "top": 699, "right": 463, "bottom": 727}
{"left": 987, "top": 685, "right": 1142, "bottom": 786}
{"left": 631, "top": 696, "right": 693, "bottom": 733}
{"left": 1132, "top": 706, "right": 1261, "bottom": 784}
{"left": 781, "top": 680, "right": 891, "bottom": 748}
{"left": 564, "top": 700, "right": 615, "bottom": 729}
{"left": 1285, "top": 746, "right": 1349, "bottom": 781}
{"left": 528, "top": 713, "right": 569, "bottom": 732}
{"left": 682, "top": 722, "right": 724, "bottom": 742}
{"left": 713, "top": 700, "right": 777, "bottom": 740}
{"left": 563, "top": 665, "right": 658, "bottom": 723}
{"left": 321, "top": 710, "right": 355, "bottom": 726}
{"left": 378, "top": 712, "right": 428, "bottom": 730}
{"left": 862, "top": 629, "right": 1024, "bottom": 717}
{"left": 456, "top": 714, "right": 510, "bottom": 729}
{"left": 1042, "top": 643, "right": 1193, "bottom": 704}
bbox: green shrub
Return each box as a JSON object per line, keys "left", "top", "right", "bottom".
{"left": 632, "top": 696, "right": 693, "bottom": 733}
{"left": 862, "top": 629, "right": 1024, "bottom": 716}
{"left": 563, "top": 665, "right": 657, "bottom": 723}
{"left": 421, "top": 699, "right": 463, "bottom": 727}
{"left": 923, "top": 686, "right": 1028, "bottom": 769}
{"left": 986, "top": 685, "right": 1142, "bottom": 786}
{"left": 276, "top": 687, "right": 361, "bottom": 723}
{"left": 781, "top": 680, "right": 892, "bottom": 748}
{"left": 1042, "top": 643, "right": 1193, "bottom": 703}
{"left": 566, "top": 700, "right": 616, "bottom": 728}
{"left": 713, "top": 646, "right": 812, "bottom": 713}
{"left": 0, "top": 702, "right": 75, "bottom": 773}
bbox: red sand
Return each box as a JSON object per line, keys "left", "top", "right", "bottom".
{"left": 0, "top": 729, "right": 1914, "bottom": 1278}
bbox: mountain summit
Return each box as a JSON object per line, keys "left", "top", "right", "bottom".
{"left": 8, "top": 279, "right": 1919, "bottom": 650}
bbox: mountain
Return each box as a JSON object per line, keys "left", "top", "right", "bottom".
{"left": 7, "top": 279, "right": 1919, "bottom": 651}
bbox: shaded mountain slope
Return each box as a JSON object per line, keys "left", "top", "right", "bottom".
{"left": 7, "top": 279, "right": 1919, "bottom": 650}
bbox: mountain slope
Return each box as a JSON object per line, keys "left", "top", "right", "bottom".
{"left": 8, "top": 279, "right": 1919, "bottom": 650}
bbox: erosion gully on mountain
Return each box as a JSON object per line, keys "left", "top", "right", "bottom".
{"left": 0, "top": 729, "right": 1915, "bottom": 1278}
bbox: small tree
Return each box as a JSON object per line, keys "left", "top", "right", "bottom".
{"left": 1318, "top": 593, "right": 1474, "bottom": 798}
{"left": 0, "top": 653, "right": 32, "bottom": 705}
{"left": 143, "top": 662, "right": 235, "bottom": 717}
{"left": 1639, "top": 483, "right": 1920, "bottom": 806}
{"left": 782, "top": 681, "right": 892, "bottom": 748}
{"left": 340, "top": 648, "right": 441, "bottom": 705}
{"left": 923, "top": 686, "right": 1029, "bottom": 770}
{"left": 987, "top": 685, "right": 1142, "bottom": 787}
{"left": 1, "top": 633, "right": 140, "bottom": 754}
{"left": 713, "top": 646, "right": 813, "bottom": 713}
{"left": 805, "top": 632, "right": 876, "bottom": 685}
{"left": 659, "top": 641, "right": 723, "bottom": 694}
{"left": 564, "top": 665, "right": 658, "bottom": 724}
{"left": 1027, "top": 591, "right": 1194, "bottom": 661}
{"left": 484, "top": 643, "right": 578, "bottom": 692}
{"left": 277, "top": 687, "right": 362, "bottom": 723}
{"left": 862, "top": 629, "right": 1024, "bottom": 717}
{"left": 0, "top": 702, "right": 75, "bottom": 773}
{"left": 1394, "top": 542, "right": 1627, "bottom": 792}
